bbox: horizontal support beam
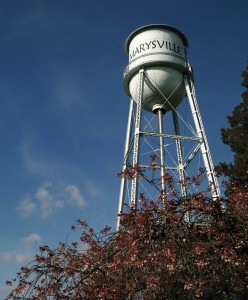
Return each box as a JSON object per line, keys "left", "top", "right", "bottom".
{"left": 140, "top": 131, "right": 202, "bottom": 142}
{"left": 128, "top": 164, "right": 178, "bottom": 171}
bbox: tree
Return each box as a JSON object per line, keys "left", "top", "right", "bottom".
{"left": 6, "top": 66, "right": 248, "bottom": 299}
{"left": 215, "top": 64, "right": 248, "bottom": 187}
{"left": 6, "top": 172, "right": 248, "bottom": 300}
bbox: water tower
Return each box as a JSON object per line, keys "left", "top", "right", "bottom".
{"left": 117, "top": 24, "right": 220, "bottom": 228}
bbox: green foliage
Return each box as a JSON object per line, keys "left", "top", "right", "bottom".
{"left": 215, "top": 64, "right": 248, "bottom": 187}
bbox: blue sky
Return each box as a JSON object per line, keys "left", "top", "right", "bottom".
{"left": 0, "top": 0, "right": 247, "bottom": 298}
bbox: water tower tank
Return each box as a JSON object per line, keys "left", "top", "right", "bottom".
{"left": 123, "top": 24, "right": 189, "bottom": 112}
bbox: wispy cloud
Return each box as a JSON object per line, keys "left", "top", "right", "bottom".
{"left": 35, "top": 182, "right": 65, "bottom": 218}
{"left": 0, "top": 233, "right": 42, "bottom": 264}
{"left": 52, "top": 72, "right": 87, "bottom": 113}
{"left": 65, "top": 184, "right": 85, "bottom": 207}
{"left": 15, "top": 252, "right": 34, "bottom": 264}
{"left": 18, "top": 134, "right": 88, "bottom": 182}
{"left": 86, "top": 181, "right": 101, "bottom": 198}
{"left": 19, "top": 140, "right": 55, "bottom": 177}
{"left": 17, "top": 182, "right": 85, "bottom": 218}
{"left": 17, "top": 136, "right": 93, "bottom": 219}
{"left": 21, "top": 233, "right": 42, "bottom": 247}
{"left": 0, "top": 234, "right": 43, "bottom": 299}
{"left": 17, "top": 195, "right": 37, "bottom": 217}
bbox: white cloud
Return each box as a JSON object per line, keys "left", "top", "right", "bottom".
{"left": 0, "top": 234, "right": 42, "bottom": 265}
{"left": 35, "top": 182, "right": 64, "bottom": 218}
{"left": 20, "top": 233, "right": 42, "bottom": 247}
{"left": 17, "top": 195, "right": 36, "bottom": 217}
{"left": 15, "top": 252, "right": 33, "bottom": 264}
{"left": 17, "top": 233, "right": 41, "bottom": 264}
{"left": 65, "top": 184, "right": 85, "bottom": 207}
{"left": 0, "top": 251, "right": 32, "bottom": 264}
{"left": 18, "top": 136, "right": 90, "bottom": 214}
{"left": 17, "top": 182, "right": 86, "bottom": 218}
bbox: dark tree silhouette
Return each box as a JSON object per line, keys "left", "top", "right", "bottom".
{"left": 215, "top": 64, "right": 248, "bottom": 188}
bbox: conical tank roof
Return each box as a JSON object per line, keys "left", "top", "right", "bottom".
{"left": 124, "top": 24, "right": 189, "bottom": 55}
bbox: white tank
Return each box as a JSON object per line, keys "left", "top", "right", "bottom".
{"left": 123, "top": 24, "right": 189, "bottom": 112}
